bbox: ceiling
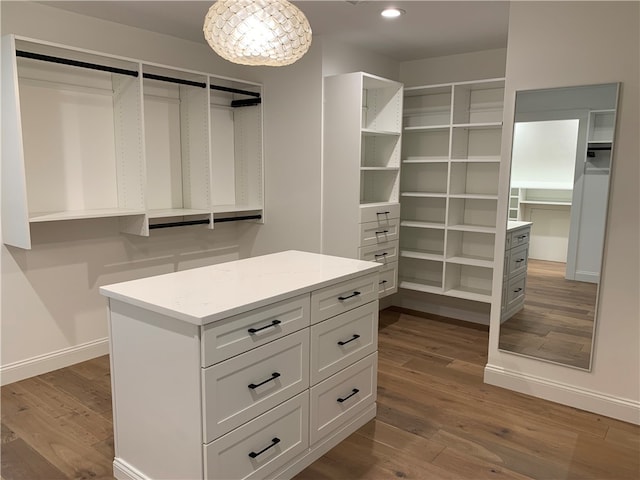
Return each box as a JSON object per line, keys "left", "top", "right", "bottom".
{"left": 36, "top": 1, "right": 510, "bottom": 62}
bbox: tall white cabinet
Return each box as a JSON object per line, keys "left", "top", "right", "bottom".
{"left": 323, "top": 72, "right": 403, "bottom": 298}
{"left": 399, "top": 79, "right": 505, "bottom": 303}
{"left": 1, "top": 35, "right": 264, "bottom": 249}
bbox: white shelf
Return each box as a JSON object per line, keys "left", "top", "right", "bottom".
{"left": 147, "top": 209, "right": 210, "bottom": 219}
{"left": 212, "top": 204, "right": 263, "bottom": 214}
{"left": 361, "top": 167, "right": 400, "bottom": 171}
{"left": 450, "top": 156, "right": 501, "bottom": 163}
{"left": 452, "top": 122, "right": 502, "bottom": 129}
{"left": 361, "top": 128, "right": 401, "bottom": 136}
{"left": 401, "top": 220, "right": 446, "bottom": 230}
{"left": 446, "top": 255, "right": 494, "bottom": 268}
{"left": 401, "top": 249, "right": 444, "bottom": 261}
{"left": 445, "top": 286, "right": 492, "bottom": 303}
{"left": 519, "top": 200, "right": 571, "bottom": 206}
{"left": 447, "top": 224, "right": 496, "bottom": 233}
{"left": 401, "top": 192, "right": 447, "bottom": 198}
{"left": 404, "top": 125, "right": 449, "bottom": 132}
{"left": 399, "top": 279, "right": 443, "bottom": 294}
{"left": 29, "top": 208, "right": 146, "bottom": 223}
{"left": 402, "top": 157, "right": 449, "bottom": 164}
{"left": 448, "top": 194, "right": 498, "bottom": 200}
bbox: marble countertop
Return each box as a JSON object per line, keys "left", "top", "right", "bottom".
{"left": 507, "top": 220, "right": 533, "bottom": 231}
{"left": 100, "top": 250, "right": 381, "bottom": 325}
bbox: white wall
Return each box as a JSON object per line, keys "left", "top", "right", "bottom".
{"left": 486, "top": 1, "right": 640, "bottom": 424}
{"left": 0, "top": 1, "right": 324, "bottom": 383}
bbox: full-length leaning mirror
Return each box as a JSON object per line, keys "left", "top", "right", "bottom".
{"left": 498, "top": 83, "right": 619, "bottom": 370}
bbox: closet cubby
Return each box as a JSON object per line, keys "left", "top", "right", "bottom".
{"left": 398, "top": 257, "right": 443, "bottom": 293}
{"left": 401, "top": 161, "right": 448, "bottom": 194}
{"left": 324, "top": 72, "right": 403, "bottom": 298}
{"left": 399, "top": 78, "right": 505, "bottom": 303}
{"left": 2, "top": 35, "right": 264, "bottom": 249}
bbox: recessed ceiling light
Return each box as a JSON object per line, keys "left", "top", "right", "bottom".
{"left": 381, "top": 8, "right": 405, "bottom": 18}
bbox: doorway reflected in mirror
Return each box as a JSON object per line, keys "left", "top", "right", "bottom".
{"left": 499, "top": 83, "right": 619, "bottom": 370}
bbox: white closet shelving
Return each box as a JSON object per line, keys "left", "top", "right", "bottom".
{"left": 399, "top": 78, "right": 505, "bottom": 303}
{"left": 323, "top": 72, "right": 403, "bottom": 298}
{"left": 1, "top": 35, "right": 263, "bottom": 249}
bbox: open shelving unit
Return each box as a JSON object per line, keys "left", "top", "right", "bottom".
{"left": 323, "top": 72, "right": 403, "bottom": 298}
{"left": 398, "top": 78, "right": 505, "bottom": 303}
{"left": 2, "top": 35, "right": 264, "bottom": 249}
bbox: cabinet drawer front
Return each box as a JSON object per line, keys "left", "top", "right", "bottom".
{"left": 506, "top": 273, "right": 526, "bottom": 308}
{"left": 309, "top": 353, "right": 377, "bottom": 445}
{"left": 311, "top": 273, "right": 379, "bottom": 323}
{"left": 508, "top": 243, "right": 529, "bottom": 278}
{"left": 378, "top": 261, "right": 398, "bottom": 298}
{"left": 359, "top": 203, "right": 400, "bottom": 223}
{"left": 202, "top": 330, "right": 309, "bottom": 442}
{"left": 510, "top": 227, "right": 530, "bottom": 247}
{"left": 310, "top": 302, "right": 378, "bottom": 384}
{"left": 359, "top": 218, "right": 399, "bottom": 247}
{"left": 201, "top": 294, "right": 310, "bottom": 367}
{"left": 359, "top": 241, "right": 398, "bottom": 264}
{"left": 204, "top": 391, "right": 309, "bottom": 480}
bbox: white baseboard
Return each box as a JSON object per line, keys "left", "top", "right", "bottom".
{"left": 113, "top": 458, "right": 149, "bottom": 480}
{"left": 0, "top": 338, "right": 109, "bottom": 386}
{"left": 484, "top": 364, "right": 640, "bottom": 425}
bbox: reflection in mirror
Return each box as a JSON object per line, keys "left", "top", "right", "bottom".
{"left": 499, "top": 83, "right": 619, "bottom": 370}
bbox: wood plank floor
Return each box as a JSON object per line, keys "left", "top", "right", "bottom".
{"left": 2, "top": 308, "right": 638, "bottom": 480}
{"left": 499, "top": 259, "right": 598, "bottom": 369}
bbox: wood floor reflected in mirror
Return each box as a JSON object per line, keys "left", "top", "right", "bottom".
{"left": 499, "top": 259, "right": 598, "bottom": 369}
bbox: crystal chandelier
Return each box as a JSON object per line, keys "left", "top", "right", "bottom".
{"left": 203, "top": 0, "right": 312, "bottom": 66}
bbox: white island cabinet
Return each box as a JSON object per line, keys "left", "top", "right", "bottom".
{"left": 100, "top": 250, "right": 381, "bottom": 480}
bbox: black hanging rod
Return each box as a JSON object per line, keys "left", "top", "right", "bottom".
{"left": 149, "top": 214, "right": 262, "bottom": 230}
{"left": 16, "top": 50, "right": 139, "bottom": 77}
{"left": 210, "top": 84, "right": 261, "bottom": 98}
{"left": 231, "top": 98, "right": 262, "bottom": 108}
{"left": 17, "top": 50, "right": 261, "bottom": 102}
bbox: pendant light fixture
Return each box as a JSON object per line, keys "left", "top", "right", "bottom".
{"left": 203, "top": 0, "right": 312, "bottom": 66}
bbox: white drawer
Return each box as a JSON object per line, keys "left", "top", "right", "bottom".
{"left": 507, "top": 243, "right": 529, "bottom": 278}
{"left": 311, "top": 272, "right": 379, "bottom": 324}
{"left": 510, "top": 227, "right": 530, "bottom": 248}
{"left": 309, "top": 353, "right": 377, "bottom": 445}
{"left": 378, "top": 261, "right": 398, "bottom": 298}
{"left": 505, "top": 272, "right": 526, "bottom": 312}
{"left": 359, "top": 218, "right": 399, "bottom": 247}
{"left": 359, "top": 241, "right": 398, "bottom": 265}
{"left": 202, "top": 330, "right": 309, "bottom": 442}
{"left": 204, "top": 391, "right": 309, "bottom": 480}
{"left": 310, "top": 301, "right": 378, "bottom": 385}
{"left": 201, "top": 294, "right": 310, "bottom": 367}
{"left": 359, "top": 203, "right": 400, "bottom": 223}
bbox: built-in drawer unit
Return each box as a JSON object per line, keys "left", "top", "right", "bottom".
{"left": 502, "top": 222, "right": 532, "bottom": 322}
{"left": 309, "top": 353, "right": 377, "bottom": 445}
{"left": 505, "top": 272, "right": 526, "bottom": 313}
{"left": 310, "top": 301, "right": 378, "bottom": 384}
{"left": 201, "top": 294, "right": 310, "bottom": 367}
{"left": 378, "top": 261, "right": 398, "bottom": 297}
{"left": 204, "top": 391, "right": 310, "bottom": 480}
{"left": 507, "top": 243, "right": 529, "bottom": 278}
{"left": 359, "top": 241, "right": 399, "bottom": 265}
{"left": 310, "top": 272, "right": 378, "bottom": 323}
{"left": 202, "top": 329, "right": 309, "bottom": 442}
{"left": 359, "top": 218, "right": 399, "bottom": 246}
{"left": 359, "top": 202, "right": 400, "bottom": 224}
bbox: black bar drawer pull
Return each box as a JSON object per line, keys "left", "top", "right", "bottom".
{"left": 376, "top": 211, "right": 390, "bottom": 216}
{"left": 517, "top": 235, "right": 528, "bottom": 240}
{"left": 515, "top": 258, "right": 525, "bottom": 263}
{"left": 248, "top": 437, "right": 280, "bottom": 458}
{"left": 338, "top": 291, "right": 361, "bottom": 301}
{"left": 337, "top": 388, "right": 360, "bottom": 403}
{"left": 513, "top": 287, "right": 523, "bottom": 293}
{"left": 248, "top": 319, "right": 281, "bottom": 334}
{"left": 375, "top": 230, "right": 389, "bottom": 234}
{"left": 248, "top": 372, "right": 281, "bottom": 390}
{"left": 374, "top": 252, "right": 388, "bottom": 258}
{"left": 337, "top": 334, "right": 360, "bottom": 346}
{"left": 379, "top": 280, "right": 388, "bottom": 285}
